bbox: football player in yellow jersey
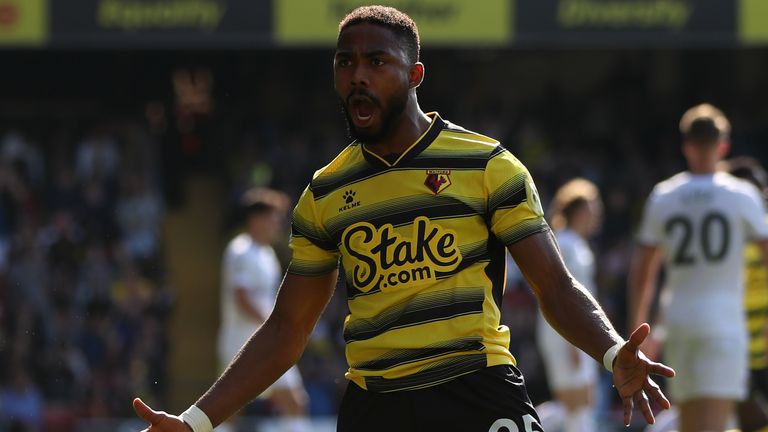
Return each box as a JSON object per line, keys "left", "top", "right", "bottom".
{"left": 133, "top": 5, "right": 674, "bottom": 432}
{"left": 721, "top": 156, "right": 768, "bottom": 432}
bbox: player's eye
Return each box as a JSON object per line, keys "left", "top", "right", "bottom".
{"left": 336, "top": 58, "right": 351, "bottom": 67}
{"left": 372, "top": 58, "right": 385, "bottom": 66}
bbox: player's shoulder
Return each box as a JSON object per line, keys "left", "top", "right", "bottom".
{"left": 653, "top": 172, "right": 690, "bottom": 195}
{"left": 436, "top": 117, "right": 529, "bottom": 177}
{"left": 303, "top": 142, "right": 369, "bottom": 196}
{"left": 715, "top": 173, "right": 766, "bottom": 214}
{"left": 226, "top": 232, "right": 253, "bottom": 257}
{"left": 429, "top": 114, "right": 507, "bottom": 157}
{"left": 554, "top": 229, "right": 580, "bottom": 249}
{"left": 713, "top": 171, "right": 760, "bottom": 195}
{"left": 439, "top": 118, "right": 500, "bottom": 147}
{"left": 311, "top": 143, "right": 362, "bottom": 179}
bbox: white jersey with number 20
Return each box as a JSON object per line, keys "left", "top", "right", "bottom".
{"left": 637, "top": 172, "right": 768, "bottom": 337}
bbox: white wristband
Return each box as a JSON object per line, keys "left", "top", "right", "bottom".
{"left": 602, "top": 342, "right": 622, "bottom": 372}
{"left": 180, "top": 405, "right": 213, "bottom": 432}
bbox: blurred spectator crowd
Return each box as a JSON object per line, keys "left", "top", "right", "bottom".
{"left": 0, "top": 123, "right": 168, "bottom": 431}
{"left": 1, "top": 48, "right": 768, "bottom": 430}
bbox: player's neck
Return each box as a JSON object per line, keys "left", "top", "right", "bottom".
{"left": 688, "top": 169, "right": 715, "bottom": 176}
{"left": 248, "top": 230, "right": 270, "bottom": 245}
{"left": 364, "top": 102, "right": 432, "bottom": 158}
{"left": 687, "top": 163, "right": 717, "bottom": 175}
{"left": 568, "top": 221, "right": 590, "bottom": 238}
{"left": 685, "top": 148, "right": 719, "bottom": 175}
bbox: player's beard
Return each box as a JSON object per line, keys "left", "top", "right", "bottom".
{"left": 341, "top": 89, "right": 408, "bottom": 145}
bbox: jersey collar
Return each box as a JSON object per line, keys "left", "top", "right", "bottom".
{"left": 360, "top": 112, "right": 445, "bottom": 168}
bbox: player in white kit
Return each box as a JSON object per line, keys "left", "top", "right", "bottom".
{"left": 536, "top": 178, "right": 602, "bottom": 432}
{"left": 629, "top": 104, "right": 768, "bottom": 432}
{"left": 218, "top": 187, "right": 309, "bottom": 432}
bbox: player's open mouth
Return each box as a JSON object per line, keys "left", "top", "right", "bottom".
{"left": 348, "top": 95, "right": 378, "bottom": 128}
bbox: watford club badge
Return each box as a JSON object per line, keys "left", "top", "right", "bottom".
{"left": 425, "top": 169, "right": 451, "bottom": 194}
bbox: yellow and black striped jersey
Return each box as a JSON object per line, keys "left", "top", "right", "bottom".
{"left": 745, "top": 240, "right": 768, "bottom": 369}
{"left": 288, "top": 112, "right": 548, "bottom": 392}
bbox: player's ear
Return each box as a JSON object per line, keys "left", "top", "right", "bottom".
{"left": 681, "top": 141, "right": 692, "bottom": 159}
{"left": 717, "top": 139, "right": 731, "bottom": 158}
{"left": 409, "top": 62, "right": 425, "bottom": 89}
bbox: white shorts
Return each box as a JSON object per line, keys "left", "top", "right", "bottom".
{"left": 536, "top": 317, "right": 597, "bottom": 391}
{"left": 663, "top": 332, "right": 748, "bottom": 403}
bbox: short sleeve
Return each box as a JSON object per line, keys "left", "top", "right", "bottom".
{"left": 228, "top": 252, "right": 258, "bottom": 291}
{"left": 636, "top": 189, "right": 663, "bottom": 246}
{"left": 288, "top": 185, "right": 340, "bottom": 276}
{"left": 741, "top": 186, "right": 768, "bottom": 240}
{"left": 486, "top": 148, "right": 549, "bottom": 245}
{"left": 556, "top": 236, "right": 578, "bottom": 271}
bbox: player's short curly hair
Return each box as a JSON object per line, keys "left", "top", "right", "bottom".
{"left": 338, "top": 5, "right": 420, "bottom": 64}
{"left": 679, "top": 103, "right": 731, "bottom": 144}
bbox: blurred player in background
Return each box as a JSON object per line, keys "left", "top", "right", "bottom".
{"left": 629, "top": 104, "right": 768, "bottom": 432}
{"left": 720, "top": 156, "right": 768, "bottom": 432}
{"left": 134, "top": 6, "right": 674, "bottom": 432}
{"left": 536, "top": 178, "right": 602, "bottom": 432}
{"left": 217, "top": 187, "right": 309, "bottom": 432}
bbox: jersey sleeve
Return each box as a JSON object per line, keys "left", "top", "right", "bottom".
{"left": 636, "top": 188, "right": 664, "bottom": 246}
{"left": 287, "top": 185, "right": 340, "bottom": 276}
{"left": 556, "top": 235, "right": 578, "bottom": 271}
{"left": 741, "top": 186, "right": 768, "bottom": 240}
{"left": 485, "top": 148, "right": 549, "bottom": 246}
{"left": 228, "top": 251, "right": 259, "bottom": 291}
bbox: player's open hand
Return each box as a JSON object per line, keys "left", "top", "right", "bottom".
{"left": 612, "top": 323, "right": 676, "bottom": 427}
{"left": 133, "top": 398, "right": 192, "bottom": 432}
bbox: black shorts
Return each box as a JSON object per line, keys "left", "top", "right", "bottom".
{"left": 337, "top": 365, "right": 544, "bottom": 432}
{"left": 749, "top": 367, "right": 768, "bottom": 398}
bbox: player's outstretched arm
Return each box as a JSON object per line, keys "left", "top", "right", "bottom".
{"left": 509, "top": 231, "right": 622, "bottom": 363}
{"left": 133, "top": 270, "right": 338, "bottom": 431}
{"left": 508, "top": 231, "right": 675, "bottom": 425}
{"left": 612, "top": 323, "right": 675, "bottom": 426}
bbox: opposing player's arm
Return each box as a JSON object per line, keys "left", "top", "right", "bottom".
{"left": 233, "top": 287, "right": 268, "bottom": 323}
{"left": 627, "top": 244, "right": 664, "bottom": 331}
{"left": 508, "top": 231, "right": 621, "bottom": 362}
{"left": 228, "top": 253, "right": 269, "bottom": 322}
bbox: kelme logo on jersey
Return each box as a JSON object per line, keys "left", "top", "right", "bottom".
{"left": 341, "top": 216, "right": 463, "bottom": 292}
{"left": 425, "top": 169, "right": 451, "bottom": 194}
{"left": 339, "top": 189, "right": 361, "bottom": 213}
